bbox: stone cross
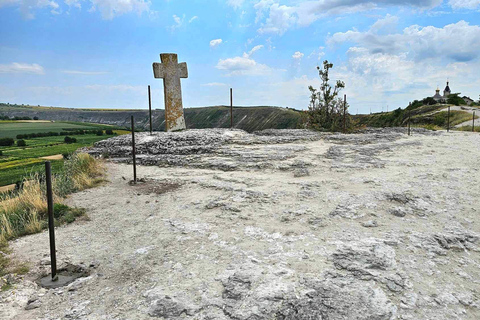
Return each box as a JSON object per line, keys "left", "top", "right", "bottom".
{"left": 153, "top": 53, "right": 188, "bottom": 132}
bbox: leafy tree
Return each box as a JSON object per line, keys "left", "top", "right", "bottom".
{"left": 17, "top": 139, "right": 26, "bottom": 147}
{"left": 33, "top": 116, "right": 39, "bottom": 120}
{"left": 96, "top": 130, "right": 104, "bottom": 136}
{"left": 422, "top": 97, "right": 437, "bottom": 105}
{"left": 0, "top": 138, "right": 14, "bottom": 146}
{"left": 105, "top": 129, "right": 114, "bottom": 135}
{"left": 447, "top": 93, "right": 466, "bottom": 106}
{"left": 64, "top": 136, "right": 77, "bottom": 144}
{"left": 305, "top": 60, "right": 352, "bottom": 132}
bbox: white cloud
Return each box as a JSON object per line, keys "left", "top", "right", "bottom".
{"left": 292, "top": 51, "right": 304, "bottom": 60}
{"left": 64, "top": 0, "right": 81, "bottom": 8}
{"left": 210, "top": 39, "right": 223, "bottom": 48}
{"left": 61, "top": 70, "right": 108, "bottom": 75}
{"left": 254, "top": 0, "right": 444, "bottom": 35}
{"left": 245, "top": 44, "right": 264, "bottom": 57}
{"left": 329, "top": 20, "right": 480, "bottom": 62}
{"left": 0, "top": 0, "right": 151, "bottom": 19}
{"left": 216, "top": 56, "right": 272, "bottom": 76}
{"left": 169, "top": 14, "right": 185, "bottom": 31}
{"left": 449, "top": 0, "right": 480, "bottom": 9}
{"left": 201, "top": 82, "right": 227, "bottom": 87}
{"left": 189, "top": 15, "right": 198, "bottom": 23}
{"left": 227, "top": 0, "right": 244, "bottom": 9}
{"left": 88, "top": 0, "right": 150, "bottom": 20}
{"left": 0, "top": 62, "right": 45, "bottom": 74}
{"left": 324, "top": 18, "right": 480, "bottom": 111}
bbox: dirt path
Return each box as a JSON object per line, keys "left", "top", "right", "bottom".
{"left": 1, "top": 129, "right": 479, "bottom": 319}
{"left": 39, "top": 154, "right": 63, "bottom": 160}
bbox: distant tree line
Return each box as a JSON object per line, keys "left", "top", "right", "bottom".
{"left": 0, "top": 115, "right": 39, "bottom": 120}
{"left": 16, "top": 129, "right": 114, "bottom": 139}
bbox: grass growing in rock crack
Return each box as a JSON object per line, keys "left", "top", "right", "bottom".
{"left": 0, "top": 153, "right": 104, "bottom": 278}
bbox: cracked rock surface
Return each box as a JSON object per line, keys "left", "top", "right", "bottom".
{"left": 2, "top": 128, "right": 480, "bottom": 319}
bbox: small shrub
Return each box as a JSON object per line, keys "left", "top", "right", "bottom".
{"left": 105, "top": 129, "right": 114, "bottom": 135}
{"left": 0, "top": 151, "right": 3, "bottom": 156}
{"left": 64, "top": 136, "right": 77, "bottom": 144}
{"left": 16, "top": 139, "right": 26, "bottom": 147}
{"left": 96, "top": 130, "right": 104, "bottom": 136}
{"left": 0, "top": 138, "right": 14, "bottom": 147}
{"left": 33, "top": 116, "right": 39, "bottom": 120}
{"left": 62, "top": 152, "right": 73, "bottom": 159}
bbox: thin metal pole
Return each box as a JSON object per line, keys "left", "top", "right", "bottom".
{"left": 343, "top": 94, "right": 346, "bottom": 133}
{"left": 230, "top": 88, "right": 233, "bottom": 129}
{"left": 447, "top": 106, "right": 450, "bottom": 132}
{"left": 148, "top": 85, "right": 152, "bottom": 135}
{"left": 131, "top": 116, "right": 137, "bottom": 183}
{"left": 473, "top": 111, "right": 475, "bottom": 132}
{"left": 45, "top": 161, "right": 57, "bottom": 281}
{"left": 408, "top": 111, "right": 411, "bottom": 136}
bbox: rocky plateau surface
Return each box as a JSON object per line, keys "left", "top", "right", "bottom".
{"left": 1, "top": 128, "right": 479, "bottom": 320}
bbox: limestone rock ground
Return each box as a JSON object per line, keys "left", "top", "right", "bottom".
{"left": 1, "top": 128, "right": 479, "bottom": 319}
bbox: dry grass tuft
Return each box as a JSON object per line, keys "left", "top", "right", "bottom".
{"left": 0, "top": 153, "right": 104, "bottom": 242}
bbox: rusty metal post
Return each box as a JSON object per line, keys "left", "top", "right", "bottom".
{"left": 230, "top": 88, "right": 233, "bottom": 128}
{"left": 148, "top": 85, "right": 152, "bottom": 135}
{"left": 473, "top": 111, "right": 475, "bottom": 132}
{"left": 131, "top": 116, "right": 137, "bottom": 183}
{"left": 447, "top": 106, "right": 450, "bottom": 132}
{"left": 408, "top": 111, "right": 411, "bottom": 136}
{"left": 343, "top": 94, "right": 346, "bottom": 133}
{"left": 45, "top": 161, "right": 58, "bottom": 281}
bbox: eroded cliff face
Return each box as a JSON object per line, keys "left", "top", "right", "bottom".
{"left": 0, "top": 105, "right": 302, "bottom": 132}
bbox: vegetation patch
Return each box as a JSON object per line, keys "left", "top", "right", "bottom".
{"left": 0, "top": 154, "right": 104, "bottom": 278}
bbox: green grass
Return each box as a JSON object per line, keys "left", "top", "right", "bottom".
{"left": 430, "top": 110, "right": 477, "bottom": 128}
{"left": 0, "top": 134, "right": 112, "bottom": 186}
{"left": 0, "top": 121, "right": 117, "bottom": 139}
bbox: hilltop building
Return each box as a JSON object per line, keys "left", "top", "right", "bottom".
{"left": 432, "top": 81, "right": 451, "bottom": 103}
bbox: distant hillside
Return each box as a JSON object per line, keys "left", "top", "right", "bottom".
{"left": 0, "top": 104, "right": 303, "bottom": 132}
{"left": 353, "top": 103, "right": 479, "bottom": 129}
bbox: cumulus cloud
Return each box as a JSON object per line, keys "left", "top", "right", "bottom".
{"left": 324, "top": 17, "right": 480, "bottom": 111}
{"left": 254, "top": 0, "right": 443, "bottom": 35}
{"left": 216, "top": 56, "right": 272, "bottom": 76}
{"left": 86, "top": 0, "right": 150, "bottom": 19}
{"left": 292, "top": 51, "right": 304, "bottom": 60}
{"left": 210, "top": 39, "right": 223, "bottom": 48}
{"left": 227, "top": 0, "right": 244, "bottom": 9}
{"left": 0, "top": 62, "right": 45, "bottom": 74}
{"left": 449, "top": 0, "right": 480, "bottom": 9}
{"left": 0, "top": 0, "right": 151, "bottom": 19}
{"left": 329, "top": 20, "right": 480, "bottom": 62}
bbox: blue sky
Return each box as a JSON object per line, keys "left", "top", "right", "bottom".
{"left": 1, "top": 0, "right": 480, "bottom": 113}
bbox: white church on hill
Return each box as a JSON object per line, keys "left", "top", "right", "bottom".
{"left": 432, "top": 81, "right": 451, "bottom": 103}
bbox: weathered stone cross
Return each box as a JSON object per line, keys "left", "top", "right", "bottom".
{"left": 153, "top": 53, "right": 188, "bottom": 132}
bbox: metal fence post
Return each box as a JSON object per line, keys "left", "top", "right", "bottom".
{"left": 473, "top": 111, "right": 475, "bottom": 132}
{"left": 447, "top": 106, "right": 450, "bottom": 133}
{"left": 343, "top": 94, "right": 346, "bottom": 134}
{"left": 45, "top": 161, "right": 57, "bottom": 281}
{"left": 230, "top": 88, "right": 233, "bottom": 129}
{"left": 408, "top": 111, "right": 411, "bottom": 136}
{"left": 131, "top": 116, "right": 137, "bottom": 183}
{"left": 148, "top": 85, "right": 152, "bottom": 135}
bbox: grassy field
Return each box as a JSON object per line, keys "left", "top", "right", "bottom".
{"left": 0, "top": 120, "right": 116, "bottom": 139}
{"left": 0, "top": 121, "right": 128, "bottom": 187}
